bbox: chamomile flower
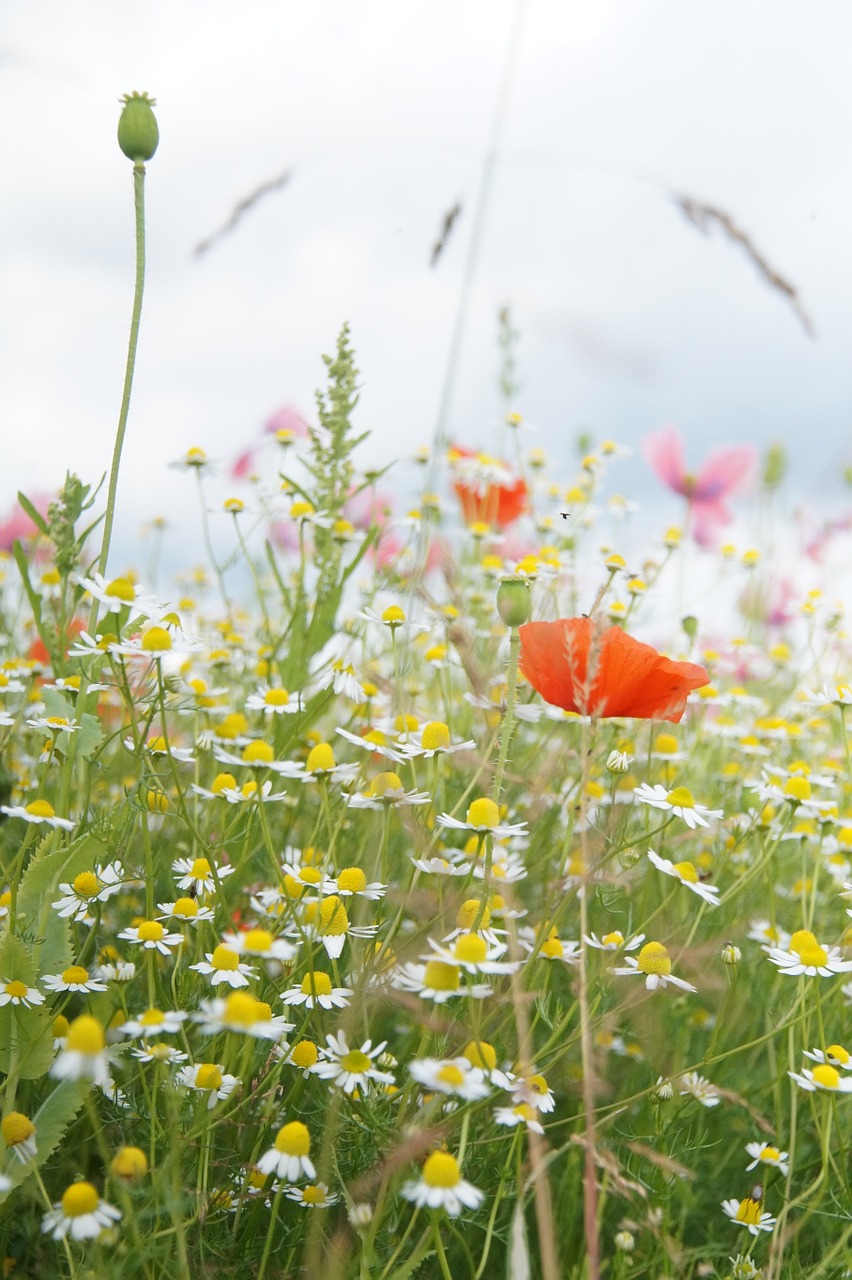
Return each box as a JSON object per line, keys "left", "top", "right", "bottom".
{"left": 506, "top": 1071, "right": 556, "bottom": 1113}
{"left": 192, "top": 992, "right": 293, "bottom": 1042}
{"left": 52, "top": 863, "right": 126, "bottom": 921}
{"left": 647, "top": 849, "right": 720, "bottom": 906}
{"left": 1, "top": 1111, "right": 37, "bottom": 1163}
{"left": 335, "top": 726, "right": 406, "bottom": 763}
{"left": 613, "top": 940, "right": 697, "bottom": 993}
{"left": 745, "top": 1142, "right": 790, "bottom": 1175}
{"left": 0, "top": 799, "right": 74, "bottom": 830}
{"left": 175, "top": 1063, "right": 240, "bottom": 1109}
{"left": 245, "top": 684, "right": 303, "bottom": 715}
{"left": 788, "top": 1063, "right": 852, "bottom": 1093}
{"left": 157, "top": 897, "right": 216, "bottom": 926}
{"left": 42, "top": 966, "right": 107, "bottom": 995}
{"left": 424, "top": 933, "right": 520, "bottom": 975}
{"left": 678, "top": 1072, "right": 720, "bottom": 1107}
{"left": 41, "top": 1182, "right": 121, "bottom": 1241}
{"left": 285, "top": 1183, "right": 340, "bottom": 1209}
{"left": 257, "top": 1121, "right": 315, "bottom": 1182}
{"left": 437, "top": 796, "right": 528, "bottom": 839}
{"left": 519, "top": 924, "right": 580, "bottom": 964}
{"left": 131, "top": 1043, "right": 188, "bottom": 1066}
{"left": 280, "top": 971, "right": 352, "bottom": 1010}
{"left": 803, "top": 1043, "right": 852, "bottom": 1070}
{"left": 633, "top": 784, "right": 723, "bottom": 829}
{"left": 0, "top": 979, "right": 44, "bottom": 1009}
{"left": 50, "top": 1015, "right": 111, "bottom": 1085}
{"left": 308, "top": 894, "right": 377, "bottom": 959}
{"left": 584, "top": 930, "right": 645, "bottom": 953}
{"left": 748, "top": 919, "right": 790, "bottom": 951}
{"left": 326, "top": 865, "right": 387, "bottom": 899}
{"left": 494, "top": 1103, "right": 544, "bottom": 1134}
{"left": 722, "top": 1195, "right": 776, "bottom": 1236}
{"left": 120, "top": 1008, "right": 187, "bottom": 1039}
{"left": 190, "top": 945, "right": 256, "bottom": 988}
{"left": 118, "top": 921, "right": 184, "bottom": 957}
{"left": 346, "top": 771, "right": 430, "bottom": 810}
{"left": 391, "top": 960, "right": 492, "bottom": 1003}
{"left": 77, "top": 572, "right": 160, "bottom": 621}
{"left": 400, "top": 1151, "right": 483, "bottom": 1216}
{"left": 312, "top": 1032, "right": 395, "bottom": 1094}
{"left": 407, "top": 1057, "right": 491, "bottom": 1101}
{"left": 395, "top": 721, "right": 477, "bottom": 759}
{"left": 765, "top": 929, "right": 852, "bottom": 977}
{"left": 172, "top": 855, "right": 235, "bottom": 896}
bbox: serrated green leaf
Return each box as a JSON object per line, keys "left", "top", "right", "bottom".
{"left": 41, "top": 688, "right": 74, "bottom": 720}
{"left": 75, "top": 712, "right": 105, "bottom": 760}
{"left": 16, "top": 831, "right": 111, "bottom": 980}
{"left": 0, "top": 1005, "right": 55, "bottom": 1081}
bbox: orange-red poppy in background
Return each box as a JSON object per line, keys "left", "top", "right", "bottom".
{"left": 518, "top": 617, "right": 708, "bottom": 723}
{"left": 449, "top": 445, "right": 528, "bottom": 528}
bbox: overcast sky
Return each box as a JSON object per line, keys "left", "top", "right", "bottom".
{"left": 2, "top": 1, "right": 851, "bottom": 574}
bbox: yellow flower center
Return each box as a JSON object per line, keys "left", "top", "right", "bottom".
{"left": 61, "top": 966, "right": 90, "bottom": 985}
{"left": 111, "top": 1146, "right": 148, "bottom": 1179}
{"left": 421, "top": 721, "right": 451, "bottom": 751}
{"left": 264, "top": 688, "right": 290, "bottom": 707}
{"left": 72, "top": 871, "right": 100, "bottom": 898}
{"left": 290, "top": 1039, "right": 318, "bottom": 1069}
{"left": 25, "top": 799, "right": 56, "bottom": 819}
{"left": 423, "top": 960, "right": 460, "bottom": 992}
{"left": 453, "top": 934, "right": 487, "bottom": 964}
{"left": 211, "top": 773, "right": 237, "bottom": 795}
{"left": 138, "top": 922, "right": 165, "bottom": 944}
{"left": 456, "top": 900, "right": 490, "bottom": 929}
{"left": 541, "top": 937, "right": 564, "bottom": 958}
{"left": 337, "top": 866, "right": 367, "bottom": 894}
{"left": 789, "top": 930, "right": 828, "bottom": 967}
{"left": 172, "top": 897, "right": 198, "bottom": 918}
{"left": 422, "top": 1151, "right": 461, "bottom": 1188}
{"left": 140, "top": 1009, "right": 165, "bottom": 1027}
{"left": 653, "top": 733, "right": 679, "bottom": 754}
{"left": 4, "top": 981, "right": 28, "bottom": 1000}
{"left": 783, "top": 775, "right": 811, "bottom": 801}
{"left": 306, "top": 743, "right": 335, "bottom": 773}
{"left": 300, "top": 972, "right": 332, "bottom": 997}
{"left": 637, "top": 941, "right": 672, "bottom": 977}
{"left": 437, "top": 1064, "right": 465, "bottom": 1088}
{"left": 526, "top": 1074, "right": 549, "bottom": 1096}
{"left": 142, "top": 626, "right": 172, "bottom": 652}
{"left": 340, "top": 1050, "right": 372, "bottom": 1073}
{"left": 368, "top": 772, "right": 403, "bottom": 797}
{"left": 666, "top": 787, "right": 695, "bottom": 808}
{"left": 210, "top": 945, "right": 239, "bottom": 971}
{"left": 319, "top": 896, "right": 349, "bottom": 937}
{"left": 195, "top": 1064, "right": 223, "bottom": 1091}
{"left": 242, "top": 741, "right": 274, "bottom": 765}
{"left": 190, "top": 858, "right": 211, "bottom": 879}
{"left": 274, "top": 1121, "right": 311, "bottom": 1156}
{"left": 812, "top": 1064, "right": 840, "bottom": 1089}
{"left": 466, "top": 797, "right": 499, "bottom": 829}
{"left": 759, "top": 1145, "right": 780, "bottom": 1162}
{"left": 301, "top": 1184, "right": 326, "bottom": 1205}
{"left": 735, "top": 1198, "right": 763, "bottom": 1226}
{"left": 381, "top": 605, "right": 405, "bottom": 625}
{"left": 61, "top": 1182, "right": 99, "bottom": 1218}
{"left": 463, "top": 1040, "right": 496, "bottom": 1070}
{"left": 601, "top": 931, "right": 624, "bottom": 947}
{"left": 827, "top": 1044, "right": 850, "bottom": 1065}
{"left": 364, "top": 729, "right": 388, "bottom": 747}
{"left": 223, "top": 992, "right": 262, "bottom": 1026}
{"left": 66, "top": 1015, "right": 105, "bottom": 1055}
{"left": 1, "top": 1112, "right": 34, "bottom": 1147}
{"left": 105, "top": 577, "right": 135, "bottom": 602}
{"left": 243, "top": 929, "right": 273, "bottom": 952}
{"left": 672, "top": 860, "right": 699, "bottom": 883}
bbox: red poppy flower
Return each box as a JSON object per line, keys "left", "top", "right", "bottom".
{"left": 518, "top": 618, "right": 708, "bottom": 723}
{"left": 449, "top": 445, "right": 527, "bottom": 528}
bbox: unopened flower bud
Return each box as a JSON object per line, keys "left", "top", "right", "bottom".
{"left": 721, "top": 943, "right": 742, "bottom": 967}
{"left": 118, "top": 92, "right": 159, "bottom": 163}
{"left": 614, "top": 1230, "right": 635, "bottom": 1252}
{"left": 606, "top": 749, "right": 631, "bottom": 773}
{"left": 497, "top": 575, "right": 531, "bottom": 628}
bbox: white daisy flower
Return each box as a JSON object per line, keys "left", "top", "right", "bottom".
{"left": 0, "top": 799, "right": 74, "bottom": 830}
{"left": 257, "top": 1121, "right": 315, "bottom": 1182}
{"left": 118, "top": 921, "right": 184, "bottom": 957}
{"left": 25, "top": 715, "right": 79, "bottom": 735}
{"left": 647, "top": 849, "right": 720, "bottom": 906}
{"left": 584, "top": 931, "right": 645, "bottom": 953}
{"left": 0, "top": 979, "right": 44, "bottom": 1009}
{"left": 121, "top": 1008, "right": 187, "bottom": 1039}
{"left": 172, "top": 855, "right": 235, "bottom": 896}
{"left": 335, "top": 726, "right": 405, "bottom": 763}
{"left": 157, "top": 898, "right": 216, "bottom": 926}
{"left": 76, "top": 572, "right": 161, "bottom": 621}
{"left": 394, "top": 721, "right": 477, "bottom": 760}
{"left": 312, "top": 1032, "right": 395, "bottom": 1095}
{"left": 192, "top": 992, "right": 293, "bottom": 1042}
{"left": 52, "top": 862, "right": 126, "bottom": 921}
{"left": 506, "top": 1071, "right": 556, "bottom": 1114}
{"left": 633, "top": 784, "right": 723, "bottom": 829}
{"left": 391, "top": 961, "right": 492, "bottom": 1004}
{"left": 788, "top": 1064, "right": 852, "bottom": 1093}
{"left": 190, "top": 945, "right": 256, "bottom": 988}
{"left": 175, "top": 1063, "right": 240, "bottom": 1109}
{"left": 50, "top": 1016, "right": 111, "bottom": 1085}
{"left": 219, "top": 926, "right": 298, "bottom": 962}
{"left": 131, "top": 1043, "right": 189, "bottom": 1065}
{"left": 42, "top": 966, "right": 107, "bottom": 995}
{"left": 280, "top": 971, "right": 352, "bottom": 1010}
{"left": 408, "top": 1057, "right": 491, "bottom": 1101}
{"left": 324, "top": 865, "right": 387, "bottom": 900}
{"left": 400, "top": 1151, "right": 483, "bottom": 1217}
{"left": 613, "top": 941, "right": 697, "bottom": 993}
{"left": 423, "top": 934, "right": 520, "bottom": 975}
{"left": 436, "top": 796, "right": 528, "bottom": 839}
{"left": 745, "top": 1142, "right": 790, "bottom": 1176}
{"left": 803, "top": 1043, "right": 852, "bottom": 1070}
{"left": 494, "top": 1103, "right": 544, "bottom": 1134}
{"left": 346, "top": 773, "right": 431, "bottom": 810}
{"left": 765, "top": 930, "right": 852, "bottom": 978}
{"left": 1, "top": 1111, "right": 37, "bottom": 1163}
{"left": 245, "top": 685, "right": 304, "bottom": 716}
{"left": 41, "top": 1182, "right": 121, "bottom": 1241}
{"left": 748, "top": 919, "right": 790, "bottom": 951}
{"left": 721, "top": 1195, "right": 776, "bottom": 1236}
{"left": 678, "top": 1071, "right": 720, "bottom": 1107}
{"left": 284, "top": 1182, "right": 340, "bottom": 1209}
{"left": 95, "top": 959, "right": 136, "bottom": 983}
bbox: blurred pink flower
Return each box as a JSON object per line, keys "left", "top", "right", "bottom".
{"left": 0, "top": 494, "right": 52, "bottom": 553}
{"left": 642, "top": 424, "right": 757, "bottom": 547}
{"left": 230, "top": 405, "right": 310, "bottom": 481}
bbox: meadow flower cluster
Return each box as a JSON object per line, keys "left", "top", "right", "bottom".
{"left": 2, "top": 97, "right": 852, "bottom": 1280}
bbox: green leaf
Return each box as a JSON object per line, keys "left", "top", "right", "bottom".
{"left": 16, "top": 831, "right": 111, "bottom": 980}
{"left": 16, "top": 491, "right": 50, "bottom": 537}
{"left": 41, "top": 689, "right": 74, "bottom": 720}
{"left": 0, "top": 935, "right": 54, "bottom": 1079}
{"left": 75, "top": 712, "right": 105, "bottom": 760}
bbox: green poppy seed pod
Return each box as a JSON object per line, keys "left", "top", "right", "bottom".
{"left": 117, "top": 92, "right": 159, "bottom": 163}
{"left": 497, "top": 575, "right": 531, "bottom": 628}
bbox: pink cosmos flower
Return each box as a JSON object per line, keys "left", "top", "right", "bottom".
{"left": 642, "top": 424, "right": 757, "bottom": 548}
{"left": 230, "top": 405, "right": 310, "bottom": 480}
{"left": 0, "top": 494, "right": 52, "bottom": 553}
